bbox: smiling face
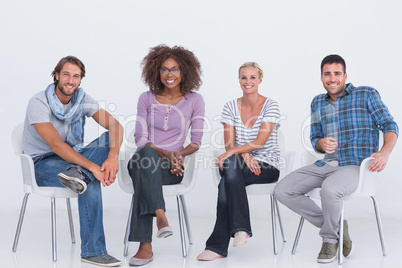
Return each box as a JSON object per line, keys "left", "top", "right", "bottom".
{"left": 55, "top": 62, "right": 82, "bottom": 102}
{"left": 321, "top": 63, "right": 347, "bottom": 102}
{"left": 239, "top": 66, "right": 262, "bottom": 94}
{"left": 160, "top": 58, "right": 182, "bottom": 92}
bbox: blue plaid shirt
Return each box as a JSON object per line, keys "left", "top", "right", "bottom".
{"left": 311, "top": 83, "right": 399, "bottom": 167}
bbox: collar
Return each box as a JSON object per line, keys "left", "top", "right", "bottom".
{"left": 324, "top": 83, "right": 354, "bottom": 101}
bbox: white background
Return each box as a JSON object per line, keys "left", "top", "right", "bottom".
{"left": 1, "top": 0, "right": 401, "bottom": 236}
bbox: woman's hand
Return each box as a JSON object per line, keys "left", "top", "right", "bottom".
{"left": 216, "top": 149, "right": 235, "bottom": 171}
{"left": 241, "top": 153, "right": 261, "bottom": 175}
{"left": 166, "top": 151, "right": 184, "bottom": 176}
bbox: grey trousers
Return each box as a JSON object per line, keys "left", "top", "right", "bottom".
{"left": 274, "top": 163, "right": 359, "bottom": 244}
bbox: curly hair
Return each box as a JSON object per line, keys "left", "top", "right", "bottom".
{"left": 141, "top": 45, "right": 202, "bottom": 95}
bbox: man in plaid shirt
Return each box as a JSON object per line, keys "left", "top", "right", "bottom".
{"left": 275, "top": 54, "right": 398, "bottom": 263}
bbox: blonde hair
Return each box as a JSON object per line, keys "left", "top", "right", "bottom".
{"left": 238, "top": 62, "right": 263, "bottom": 79}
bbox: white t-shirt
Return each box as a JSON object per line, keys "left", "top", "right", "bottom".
{"left": 22, "top": 90, "right": 100, "bottom": 158}
{"left": 220, "top": 98, "right": 281, "bottom": 168}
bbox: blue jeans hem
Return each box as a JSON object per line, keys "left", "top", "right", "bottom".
{"left": 205, "top": 247, "right": 227, "bottom": 257}
{"left": 231, "top": 228, "right": 252, "bottom": 238}
{"left": 81, "top": 250, "right": 108, "bottom": 258}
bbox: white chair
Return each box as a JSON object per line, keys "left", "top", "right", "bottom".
{"left": 210, "top": 130, "right": 295, "bottom": 254}
{"left": 291, "top": 151, "right": 387, "bottom": 264}
{"left": 11, "top": 123, "right": 77, "bottom": 262}
{"left": 118, "top": 141, "right": 198, "bottom": 258}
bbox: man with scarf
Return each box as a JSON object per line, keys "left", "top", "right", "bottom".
{"left": 22, "top": 56, "right": 123, "bottom": 267}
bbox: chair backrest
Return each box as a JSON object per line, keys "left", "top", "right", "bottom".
{"left": 118, "top": 144, "right": 137, "bottom": 194}
{"left": 11, "top": 122, "right": 24, "bottom": 155}
{"left": 11, "top": 123, "right": 36, "bottom": 191}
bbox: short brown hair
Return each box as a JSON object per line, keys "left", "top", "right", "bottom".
{"left": 141, "top": 45, "right": 202, "bottom": 95}
{"left": 51, "top": 56, "right": 86, "bottom": 85}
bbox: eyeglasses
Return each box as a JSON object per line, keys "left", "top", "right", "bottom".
{"left": 160, "top": 68, "right": 181, "bottom": 76}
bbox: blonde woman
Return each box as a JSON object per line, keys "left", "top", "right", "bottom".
{"left": 198, "top": 62, "right": 281, "bottom": 260}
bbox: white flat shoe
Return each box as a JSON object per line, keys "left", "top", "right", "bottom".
{"left": 157, "top": 226, "right": 173, "bottom": 238}
{"left": 233, "top": 231, "right": 250, "bottom": 247}
{"left": 129, "top": 254, "right": 153, "bottom": 266}
{"left": 197, "top": 250, "right": 223, "bottom": 261}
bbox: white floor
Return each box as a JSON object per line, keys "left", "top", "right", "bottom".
{"left": 2, "top": 200, "right": 401, "bottom": 268}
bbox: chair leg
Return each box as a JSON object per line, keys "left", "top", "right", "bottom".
{"left": 292, "top": 217, "right": 305, "bottom": 254}
{"left": 66, "top": 198, "right": 75, "bottom": 244}
{"left": 338, "top": 208, "right": 344, "bottom": 265}
{"left": 51, "top": 198, "right": 57, "bottom": 262}
{"left": 124, "top": 195, "right": 135, "bottom": 256}
{"left": 179, "top": 195, "right": 193, "bottom": 245}
{"left": 176, "top": 196, "right": 187, "bottom": 257}
{"left": 270, "top": 195, "right": 278, "bottom": 255}
{"left": 12, "top": 193, "right": 30, "bottom": 252}
{"left": 274, "top": 197, "right": 286, "bottom": 242}
{"left": 371, "top": 196, "right": 387, "bottom": 256}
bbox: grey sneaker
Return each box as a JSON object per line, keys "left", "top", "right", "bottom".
{"left": 317, "top": 242, "right": 338, "bottom": 263}
{"left": 81, "top": 253, "right": 122, "bottom": 267}
{"left": 57, "top": 168, "right": 87, "bottom": 194}
{"left": 343, "top": 220, "right": 353, "bottom": 258}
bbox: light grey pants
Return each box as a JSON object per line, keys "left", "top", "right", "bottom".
{"left": 274, "top": 163, "right": 359, "bottom": 244}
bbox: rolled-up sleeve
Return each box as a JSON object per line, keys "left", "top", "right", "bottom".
{"left": 367, "top": 88, "right": 399, "bottom": 137}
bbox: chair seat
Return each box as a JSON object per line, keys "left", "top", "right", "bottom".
{"left": 163, "top": 183, "right": 193, "bottom": 196}
{"left": 245, "top": 183, "right": 277, "bottom": 195}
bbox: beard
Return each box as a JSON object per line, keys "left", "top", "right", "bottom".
{"left": 57, "top": 83, "right": 79, "bottom": 96}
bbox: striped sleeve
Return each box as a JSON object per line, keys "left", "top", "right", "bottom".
{"left": 220, "top": 100, "right": 236, "bottom": 126}
{"left": 262, "top": 99, "right": 281, "bottom": 125}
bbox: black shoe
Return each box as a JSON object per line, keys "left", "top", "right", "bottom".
{"left": 81, "top": 253, "right": 122, "bottom": 267}
{"left": 57, "top": 168, "right": 87, "bottom": 194}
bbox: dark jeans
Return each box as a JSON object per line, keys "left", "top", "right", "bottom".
{"left": 33, "top": 132, "right": 110, "bottom": 257}
{"left": 205, "top": 154, "right": 280, "bottom": 256}
{"left": 127, "top": 146, "right": 183, "bottom": 242}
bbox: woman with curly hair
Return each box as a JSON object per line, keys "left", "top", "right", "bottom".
{"left": 197, "top": 62, "right": 281, "bottom": 261}
{"left": 127, "top": 45, "right": 205, "bottom": 266}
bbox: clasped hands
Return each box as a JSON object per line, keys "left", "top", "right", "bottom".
{"left": 166, "top": 151, "right": 184, "bottom": 176}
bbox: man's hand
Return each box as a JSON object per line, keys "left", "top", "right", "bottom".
{"left": 241, "top": 153, "right": 261, "bottom": 175}
{"left": 90, "top": 164, "right": 107, "bottom": 187}
{"left": 368, "top": 152, "right": 389, "bottom": 172}
{"left": 101, "top": 154, "right": 119, "bottom": 185}
{"left": 317, "top": 137, "right": 338, "bottom": 153}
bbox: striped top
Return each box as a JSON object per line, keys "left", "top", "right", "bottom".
{"left": 311, "top": 83, "right": 399, "bottom": 167}
{"left": 220, "top": 98, "right": 281, "bottom": 168}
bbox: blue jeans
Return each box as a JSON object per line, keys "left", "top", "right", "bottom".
{"left": 127, "top": 146, "right": 183, "bottom": 242}
{"left": 205, "top": 154, "right": 280, "bottom": 257}
{"left": 33, "top": 132, "right": 110, "bottom": 257}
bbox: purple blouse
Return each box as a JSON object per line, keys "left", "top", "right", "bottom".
{"left": 134, "top": 91, "right": 205, "bottom": 152}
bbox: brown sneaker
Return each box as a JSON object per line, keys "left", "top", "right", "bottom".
{"left": 317, "top": 242, "right": 338, "bottom": 263}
